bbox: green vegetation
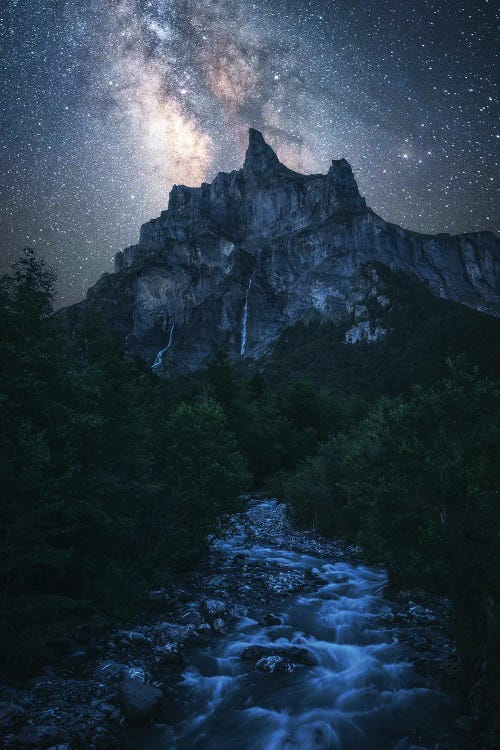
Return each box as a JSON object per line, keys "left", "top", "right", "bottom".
{"left": 1, "top": 250, "right": 498, "bottom": 745}
{"left": 282, "top": 364, "right": 500, "bottom": 745}
{"left": 0, "top": 249, "right": 249, "bottom": 676}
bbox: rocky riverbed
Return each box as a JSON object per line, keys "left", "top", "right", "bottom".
{"left": 0, "top": 498, "right": 475, "bottom": 749}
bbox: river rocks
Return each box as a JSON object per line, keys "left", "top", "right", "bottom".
{"left": 154, "top": 643, "right": 183, "bottom": 665}
{"left": 201, "top": 598, "right": 227, "bottom": 622}
{"left": 155, "top": 621, "right": 196, "bottom": 645}
{"left": 95, "top": 660, "right": 144, "bottom": 684}
{"left": 119, "top": 677, "right": 162, "bottom": 721}
{"left": 255, "top": 655, "right": 294, "bottom": 674}
{"left": 179, "top": 609, "right": 203, "bottom": 627}
{"left": 266, "top": 569, "right": 310, "bottom": 595}
{"left": 16, "top": 724, "right": 60, "bottom": 746}
{"left": 2, "top": 497, "right": 466, "bottom": 749}
{"left": 211, "top": 617, "right": 228, "bottom": 634}
{"left": 0, "top": 701, "right": 25, "bottom": 727}
{"left": 263, "top": 613, "right": 283, "bottom": 626}
{"left": 241, "top": 644, "right": 317, "bottom": 666}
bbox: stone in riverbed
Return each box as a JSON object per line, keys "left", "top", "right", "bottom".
{"left": 201, "top": 598, "right": 227, "bottom": 622}
{"left": 211, "top": 617, "right": 227, "bottom": 633}
{"left": 155, "top": 621, "right": 195, "bottom": 645}
{"left": 179, "top": 609, "right": 203, "bottom": 627}
{"left": 154, "top": 643, "right": 183, "bottom": 664}
{"left": 119, "top": 677, "right": 163, "bottom": 721}
{"left": 263, "top": 613, "right": 283, "bottom": 626}
{"left": 241, "top": 644, "right": 317, "bottom": 666}
{"left": 16, "top": 724, "right": 60, "bottom": 747}
{"left": 255, "top": 656, "right": 294, "bottom": 674}
{"left": 0, "top": 700, "right": 24, "bottom": 727}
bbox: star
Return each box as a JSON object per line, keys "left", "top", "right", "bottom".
{"left": 0, "top": 0, "right": 497, "bottom": 305}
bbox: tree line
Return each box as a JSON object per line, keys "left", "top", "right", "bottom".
{"left": 1, "top": 249, "right": 498, "bottom": 747}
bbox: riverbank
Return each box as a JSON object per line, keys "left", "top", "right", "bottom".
{"left": 0, "top": 498, "right": 475, "bottom": 749}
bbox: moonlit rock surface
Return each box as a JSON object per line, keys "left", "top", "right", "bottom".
{"left": 68, "top": 130, "right": 500, "bottom": 374}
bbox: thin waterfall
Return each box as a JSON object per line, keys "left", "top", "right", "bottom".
{"left": 152, "top": 322, "right": 175, "bottom": 370}
{"left": 240, "top": 277, "right": 253, "bottom": 356}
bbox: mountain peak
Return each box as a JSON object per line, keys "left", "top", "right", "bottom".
{"left": 243, "top": 128, "right": 281, "bottom": 176}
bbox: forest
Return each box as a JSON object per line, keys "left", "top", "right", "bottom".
{"left": 0, "top": 249, "right": 498, "bottom": 745}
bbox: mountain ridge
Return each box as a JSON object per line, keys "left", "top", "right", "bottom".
{"left": 66, "top": 129, "right": 500, "bottom": 375}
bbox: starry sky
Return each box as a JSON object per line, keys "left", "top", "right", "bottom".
{"left": 0, "top": 0, "right": 498, "bottom": 305}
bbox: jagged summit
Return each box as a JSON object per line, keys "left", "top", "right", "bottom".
{"left": 67, "top": 127, "right": 499, "bottom": 375}
{"left": 116, "top": 129, "right": 368, "bottom": 270}
{"left": 243, "top": 128, "right": 282, "bottom": 176}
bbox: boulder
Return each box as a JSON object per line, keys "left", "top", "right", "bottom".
{"left": 179, "top": 610, "right": 203, "bottom": 627}
{"left": 0, "top": 701, "right": 24, "bottom": 727}
{"left": 16, "top": 724, "right": 60, "bottom": 747}
{"left": 255, "top": 655, "right": 294, "bottom": 674}
{"left": 154, "top": 643, "right": 183, "bottom": 665}
{"left": 211, "top": 618, "right": 227, "bottom": 634}
{"left": 263, "top": 613, "right": 283, "bottom": 626}
{"left": 201, "top": 599, "right": 227, "bottom": 622}
{"left": 241, "top": 644, "right": 317, "bottom": 666}
{"left": 119, "top": 677, "right": 163, "bottom": 721}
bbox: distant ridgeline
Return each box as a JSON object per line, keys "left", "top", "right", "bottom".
{"left": 61, "top": 128, "right": 500, "bottom": 381}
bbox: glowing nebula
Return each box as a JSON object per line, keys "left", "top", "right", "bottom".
{"left": 1, "top": 0, "right": 496, "bottom": 303}
{"left": 103, "top": 0, "right": 212, "bottom": 189}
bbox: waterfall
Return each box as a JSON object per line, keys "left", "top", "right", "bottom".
{"left": 152, "top": 322, "right": 175, "bottom": 370}
{"left": 240, "top": 277, "right": 253, "bottom": 356}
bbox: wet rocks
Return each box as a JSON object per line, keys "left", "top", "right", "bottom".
{"left": 262, "top": 613, "right": 283, "bottom": 626}
{"left": 211, "top": 617, "right": 228, "bottom": 634}
{"left": 119, "top": 677, "right": 162, "bottom": 722}
{"left": 241, "top": 644, "right": 317, "bottom": 666}
{"left": 0, "top": 701, "right": 25, "bottom": 727}
{"left": 179, "top": 609, "right": 203, "bottom": 627}
{"left": 154, "top": 643, "right": 183, "bottom": 665}
{"left": 266, "top": 569, "right": 309, "bottom": 595}
{"left": 201, "top": 598, "right": 227, "bottom": 622}
{"left": 155, "top": 621, "right": 196, "bottom": 643}
{"left": 255, "top": 655, "right": 294, "bottom": 674}
{"left": 16, "top": 724, "right": 60, "bottom": 747}
{"left": 1, "top": 497, "right": 466, "bottom": 749}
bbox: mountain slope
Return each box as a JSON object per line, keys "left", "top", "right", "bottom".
{"left": 63, "top": 129, "right": 500, "bottom": 375}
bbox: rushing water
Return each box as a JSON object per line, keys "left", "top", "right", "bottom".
{"left": 240, "top": 277, "right": 253, "bottom": 356}
{"left": 129, "top": 500, "right": 457, "bottom": 750}
{"left": 152, "top": 322, "right": 175, "bottom": 370}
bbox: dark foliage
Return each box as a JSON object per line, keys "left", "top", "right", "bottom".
{"left": 284, "top": 365, "right": 500, "bottom": 745}
{"left": 0, "top": 250, "right": 249, "bottom": 676}
{"left": 1, "top": 250, "right": 499, "bottom": 746}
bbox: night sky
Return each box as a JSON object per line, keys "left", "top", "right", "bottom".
{"left": 0, "top": 0, "right": 498, "bottom": 305}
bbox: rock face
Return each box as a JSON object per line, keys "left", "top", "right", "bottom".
{"left": 66, "top": 129, "right": 500, "bottom": 374}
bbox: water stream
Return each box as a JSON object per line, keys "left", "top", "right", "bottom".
{"left": 152, "top": 322, "right": 175, "bottom": 370}
{"left": 240, "top": 278, "right": 253, "bottom": 356}
{"left": 129, "top": 500, "right": 458, "bottom": 750}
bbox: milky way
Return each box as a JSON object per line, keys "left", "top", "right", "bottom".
{"left": 0, "top": 0, "right": 498, "bottom": 304}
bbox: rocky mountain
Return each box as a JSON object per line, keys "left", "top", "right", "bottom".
{"left": 65, "top": 129, "right": 500, "bottom": 375}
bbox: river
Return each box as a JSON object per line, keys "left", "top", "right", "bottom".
{"left": 128, "top": 498, "right": 460, "bottom": 750}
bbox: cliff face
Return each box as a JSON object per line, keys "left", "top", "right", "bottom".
{"left": 68, "top": 129, "right": 500, "bottom": 374}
